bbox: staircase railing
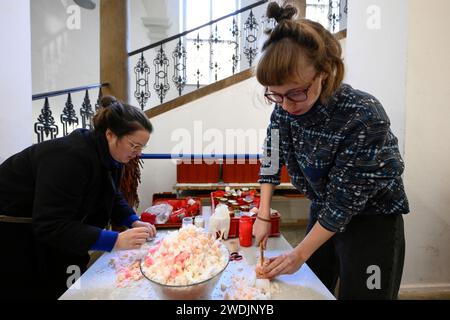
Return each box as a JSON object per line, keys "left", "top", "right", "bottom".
{"left": 31, "top": 1, "right": 348, "bottom": 144}
{"left": 129, "top": 0, "right": 348, "bottom": 111}
{"left": 32, "top": 83, "right": 108, "bottom": 143}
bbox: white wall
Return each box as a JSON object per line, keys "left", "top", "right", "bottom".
{"left": 129, "top": 0, "right": 181, "bottom": 107}
{"left": 402, "top": 0, "right": 450, "bottom": 288}
{"left": 31, "top": 0, "right": 100, "bottom": 93}
{"left": 130, "top": 0, "right": 180, "bottom": 52}
{"left": 31, "top": 0, "right": 100, "bottom": 144}
{"left": 0, "top": 0, "right": 33, "bottom": 162}
{"left": 130, "top": 0, "right": 151, "bottom": 52}
{"left": 346, "top": 0, "right": 450, "bottom": 288}
{"left": 137, "top": 76, "right": 271, "bottom": 209}
{"left": 345, "top": 0, "right": 408, "bottom": 154}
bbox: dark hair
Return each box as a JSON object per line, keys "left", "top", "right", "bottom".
{"left": 256, "top": 2, "right": 345, "bottom": 104}
{"left": 92, "top": 95, "right": 153, "bottom": 137}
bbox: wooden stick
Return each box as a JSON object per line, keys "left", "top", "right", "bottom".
{"left": 259, "top": 241, "right": 264, "bottom": 266}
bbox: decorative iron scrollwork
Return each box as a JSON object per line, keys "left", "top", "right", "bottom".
{"left": 35, "top": 97, "right": 58, "bottom": 143}
{"left": 134, "top": 53, "right": 151, "bottom": 110}
{"left": 173, "top": 38, "right": 187, "bottom": 96}
{"left": 61, "top": 93, "right": 79, "bottom": 137}
{"left": 195, "top": 69, "right": 203, "bottom": 89}
{"left": 154, "top": 45, "right": 170, "bottom": 104}
{"left": 328, "top": 0, "right": 342, "bottom": 32}
{"left": 209, "top": 24, "right": 221, "bottom": 82}
{"left": 193, "top": 32, "right": 204, "bottom": 51}
{"left": 229, "top": 17, "right": 240, "bottom": 75}
{"left": 243, "top": 10, "right": 259, "bottom": 67}
{"left": 95, "top": 87, "right": 103, "bottom": 112}
{"left": 80, "top": 90, "right": 94, "bottom": 129}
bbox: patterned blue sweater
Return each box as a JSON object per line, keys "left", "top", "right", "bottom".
{"left": 259, "top": 84, "right": 409, "bottom": 233}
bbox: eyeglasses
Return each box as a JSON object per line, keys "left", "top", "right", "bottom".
{"left": 264, "top": 74, "right": 319, "bottom": 104}
{"left": 125, "top": 137, "right": 148, "bottom": 152}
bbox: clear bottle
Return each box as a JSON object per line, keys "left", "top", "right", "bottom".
{"left": 182, "top": 217, "right": 193, "bottom": 228}
{"left": 194, "top": 216, "right": 205, "bottom": 228}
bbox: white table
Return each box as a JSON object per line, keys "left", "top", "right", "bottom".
{"left": 59, "top": 207, "right": 335, "bottom": 300}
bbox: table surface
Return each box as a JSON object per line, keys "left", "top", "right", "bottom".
{"left": 59, "top": 207, "right": 335, "bottom": 300}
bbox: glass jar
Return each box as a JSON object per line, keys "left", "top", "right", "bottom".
{"left": 181, "top": 217, "right": 193, "bottom": 228}
{"left": 194, "top": 216, "right": 204, "bottom": 228}
{"left": 240, "top": 205, "right": 250, "bottom": 212}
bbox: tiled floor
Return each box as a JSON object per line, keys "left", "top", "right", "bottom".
{"left": 280, "top": 225, "right": 307, "bottom": 247}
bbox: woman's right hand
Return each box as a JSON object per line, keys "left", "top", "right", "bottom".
{"left": 114, "top": 227, "right": 150, "bottom": 250}
{"left": 253, "top": 183, "right": 275, "bottom": 248}
{"left": 252, "top": 207, "right": 272, "bottom": 248}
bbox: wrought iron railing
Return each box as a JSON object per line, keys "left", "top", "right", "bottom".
{"left": 32, "top": 83, "right": 108, "bottom": 143}
{"left": 129, "top": 0, "right": 348, "bottom": 111}
{"left": 31, "top": 1, "right": 348, "bottom": 144}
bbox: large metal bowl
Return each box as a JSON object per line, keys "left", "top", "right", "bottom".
{"left": 140, "top": 244, "right": 230, "bottom": 300}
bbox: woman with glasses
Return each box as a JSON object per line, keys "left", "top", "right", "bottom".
{"left": 0, "top": 96, "right": 156, "bottom": 300}
{"left": 253, "top": 2, "right": 409, "bottom": 299}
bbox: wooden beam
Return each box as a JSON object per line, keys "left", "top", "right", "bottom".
{"left": 335, "top": 29, "right": 347, "bottom": 41}
{"left": 100, "top": 0, "right": 129, "bottom": 102}
{"left": 283, "top": 0, "right": 306, "bottom": 18}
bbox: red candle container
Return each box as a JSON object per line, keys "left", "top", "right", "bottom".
{"left": 239, "top": 216, "right": 253, "bottom": 247}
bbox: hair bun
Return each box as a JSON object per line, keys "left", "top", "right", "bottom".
{"left": 100, "top": 95, "right": 118, "bottom": 108}
{"left": 266, "top": 2, "right": 297, "bottom": 23}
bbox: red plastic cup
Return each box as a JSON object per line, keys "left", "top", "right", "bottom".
{"left": 239, "top": 216, "right": 253, "bottom": 247}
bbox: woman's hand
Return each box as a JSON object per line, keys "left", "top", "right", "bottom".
{"left": 132, "top": 220, "right": 157, "bottom": 239}
{"left": 114, "top": 227, "right": 151, "bottom": 250}
{"left": 260, "top": 249, "right": 307, "bottom": 279}
{"left": 252, "top": 207, "right": 272, "bottom": 248}
{"left": 253, "top": 183, "right": 275, "bottom": 248}
{"left": 258, "top": 221, "right": 336, "bottom": 279}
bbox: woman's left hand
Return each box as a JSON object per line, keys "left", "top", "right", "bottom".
{"left": 261, "top": 249, "right": 306, "bottom": 279}
{"left": 132, "top": 220, "right": 157, "bottom": 238}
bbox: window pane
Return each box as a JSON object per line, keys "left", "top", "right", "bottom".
{"left": 212, "top": 0, "right": 237, "bottom": 41}
{"left": 186, "top": 24, "right": 210, "bottom": 42}
{"left": 306, "top": 0, "right": 329, "bottom": 30}
{"left": 183, "top": 0, "right": 241, "bottom": 84}
{"left": 211, "top": 0, "right": 236, "bottom": 19}
{"left": 212, "top": 42, "right": 236, "bottom": 81}
{"left": 186, "top": 39, "right": 211, "bottom": 84}
{"left": 185, "top": 0, "right": 211, "bottom": 30}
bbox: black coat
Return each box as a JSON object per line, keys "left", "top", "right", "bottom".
{"left": 0, "top": 129, "right": 136, "bottom": 299}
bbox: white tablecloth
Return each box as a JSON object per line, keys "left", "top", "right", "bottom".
{"left": 59, "top": 207, "right": 335, "bottom": 300}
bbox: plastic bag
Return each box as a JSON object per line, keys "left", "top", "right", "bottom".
{"left": 142, "top": 203, "right": 173, "bottom": 224}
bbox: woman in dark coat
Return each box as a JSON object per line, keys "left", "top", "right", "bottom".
{"left": 0, "top": 96, "right": 156, "bottom": 300}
